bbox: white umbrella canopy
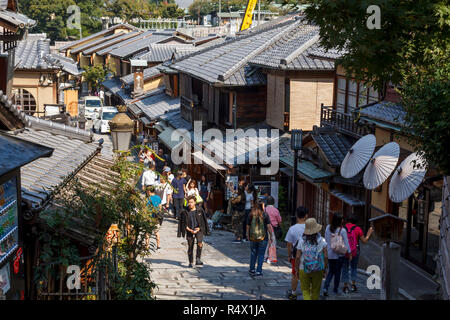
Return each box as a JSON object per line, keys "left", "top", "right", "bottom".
{"left": 363, "top": 142, "right": 400, "bottom": 190}
{"left": 340, "top": 134, "right": 376, "bottom": 179}
{"left": 389, "top": 152, "right": 427, "bottom": 203}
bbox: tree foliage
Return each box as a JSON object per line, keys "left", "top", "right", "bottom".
{"left": 35, "top": 145, "right": 160, "bottom": 299}
{"left": 83, "top": 64, "right": 110, "bottom": 91}
{"left": 303, "top": 0, "right": 450, "bottom": 173}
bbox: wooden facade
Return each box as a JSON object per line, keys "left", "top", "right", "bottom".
{"left": 179, "top": 73, "right": 266, "bottom": 129}
{"left": 265, "top": 70, "right": 335, "bottom": 131}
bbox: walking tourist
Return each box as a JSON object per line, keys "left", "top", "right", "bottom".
{"left": 177, "top": 195, "right": 210, "bottom": 267}
{"left": 163, "top": 167, "right": 174, "bottom": 183}
{"left": 141, "top": 163, "right": 159, "bottom": 192}
{"left": 198, "top": 175, "right": 211, "bottom": 212}
{"left": 295, "top": 218, "right": 328, "bottom": 300}
{"left": 230, "top": 177, "right": 246, "bottom": 243}
{"left": 264, "top": 196, "right": 281, "bottom": 263}
{"left": 341, "top": 215, "right": 374, "bottom": 293}
{"left": 246, "top": 200, "right": 273, "bottom": 277}
{"left": 171, "top": 171, "right": 187, "bottom": 219}
{"left": 242, "top": 184, "right": 256, "bottom": 241}
{"left": 146, "top": 186, "right": 162, "bottom": 250}
{"left": 139, "top": 146, "right": 154, "bottom": 166}
{"left": 160, "top": 176, "right": 173, "bottom": 214}
{"left": 285, "top": 206, "right": 308, "bottom": 300}
{"left": 155, "top": 148, "right": 168, "bottom": 173}
{"left": 323, "top": 212, "right": 351, "bottom": 296}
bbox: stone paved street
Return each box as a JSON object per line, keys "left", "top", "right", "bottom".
{"left": 145, "top": 215, "right": 381, "bottom": 300}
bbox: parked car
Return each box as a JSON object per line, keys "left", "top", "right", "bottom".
{"left": 82, "top": 96, "right": 103, "bottom": 120}
{"left": 93, "top": 106, "right": 118, "bottom": 134}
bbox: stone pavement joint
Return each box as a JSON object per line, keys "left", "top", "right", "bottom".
{"left": 145, "top": 216, "right": 380, "bottom": 300}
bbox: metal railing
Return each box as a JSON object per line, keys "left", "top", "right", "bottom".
{"left": 320, "top": 104, "right": 371, "bottom": 138}
{"left": 139, "top": 19, "right": 195, "bottom": 30}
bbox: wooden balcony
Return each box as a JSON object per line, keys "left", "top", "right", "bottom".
{"left": 320, "top": 104, "right": 371, "bottom": 138}
{"left": 180, "top": 95, "right": 208, "bottom": 129}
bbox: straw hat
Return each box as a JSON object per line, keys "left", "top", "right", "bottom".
{"left": 304, "top": 218, "right": 322, "bottom": 235}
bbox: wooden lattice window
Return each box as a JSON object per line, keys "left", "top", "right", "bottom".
{"left": 13, "top": 88, "right": 37, "bottom": 115}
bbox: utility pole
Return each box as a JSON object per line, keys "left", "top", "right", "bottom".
{"left": 258, "top": 0, "right": 260, "bottom": 26}
{"left": 219, "top": 0, "right": 222, "bottom": 26}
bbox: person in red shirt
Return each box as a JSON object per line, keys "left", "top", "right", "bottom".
{"left": 341, "top": 214, "right": 374, "bottom": 293}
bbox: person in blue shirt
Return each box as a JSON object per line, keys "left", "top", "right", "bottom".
{"left": 146, "top": 186, "right": 162, "bottom": 250}
{"left": 171, "top": 171, "right": 187, "bottom": 220}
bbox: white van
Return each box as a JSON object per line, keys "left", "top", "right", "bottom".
{"left": 82, "top": 96, "right": 103, "bottom": 120}
{"left": 93, "top": 106, "right": 118, "bottom": 134}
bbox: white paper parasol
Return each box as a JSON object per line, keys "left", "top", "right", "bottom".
{"left": 340, "top": 134, "right": 376, "bottom": 179}
{"left": 363, "top": 142, "right": 400, "bottom": 190}
{"left": 389, "top": 152, "right": 427, "bottom": 203}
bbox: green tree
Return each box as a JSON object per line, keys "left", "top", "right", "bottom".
{"left": 105, "top": 0, "right": 151, "bottom": 22}
{"left": 303, "top": 0, "right": 450, "bottom": 174}
{"left": 35, "top": 145, "right": 159, "bottom": 300}
{"left": 83, "top": 64, "right": 109, "bottom": 91}
{"left": 19, "top": 0, "right": 106, "bottom": 41}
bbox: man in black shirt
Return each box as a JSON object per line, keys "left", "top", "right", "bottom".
{"left": 155, "top": 148, "right": 168, "bottom": 173}
{"left": 178, "top": 195, "right": 210, "bottom": 267}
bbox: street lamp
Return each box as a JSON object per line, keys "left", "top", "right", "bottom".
{"left": 290, "top": 129, "right": 302, "bottom": 225}
{"left": 109, "top": 105, "right": 134, "bottom": 152}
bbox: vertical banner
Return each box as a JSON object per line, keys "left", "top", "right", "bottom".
{"left": 240, "top": 0, "right": 258, "bottom": 31}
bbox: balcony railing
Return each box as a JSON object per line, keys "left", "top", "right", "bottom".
{"left": 180, "top": 95, "right": 208, "bottom": 129}
{"left": 320, "top": 104, "right": 371, "bottom": 138}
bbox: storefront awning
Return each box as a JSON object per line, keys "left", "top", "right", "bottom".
{"left": 158, "top": 127, "right": 186, "bottom": 150}
{"left": 280, "top": 156, "right": 334, "bottom": 183}
{"left": 329, "top": 190, "right": 365, "bottom": 206}
{"left": 192, "top": 151, "right": 227, "bottom": 172}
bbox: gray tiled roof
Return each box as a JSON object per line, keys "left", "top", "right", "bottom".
{"left": 249, "top": 24, "right": 337, "bottom": 71}
{"left": 159, "top": 109, "right": 192, "bottom": 131}
{"left": 170, "top": 21, "right": 294, "bottom": 86}
{"left": 133, "top": 44, "right": 197, "bottom": 63}
{"left": 71, "top": 31, "right": 127, "bottom": 54}
{"left": 96, "top": 31, "right": 147, "bottom": 56}
{"left": 14, "top": 40, "right": 80, "bottom": 74}
{"left": 108, "top": 31, "right": 172, "bottom": 59}
{"left": 133, "top": 92, "right": 180, "bottom": 121}
{"left": 102, "top": 78, "right": 133, "bottom": 104}
{"left": 11, "top": 127, "right": 99, "bottom": 207}
{"left": 310, "top": 126, "right": 355, "bottom": 167}
{"left": 358, "top": 101, "right": 406, "bottom": 127}
{"left": 120, "top": 64, "right": 163, "bottom": 86}
{"left": 0, "top": 90, "right": 30, "bottom": 127}
{"left": 58, "top": 23, "right": 137, "bottom": 52}
{"left": 83, "top": 30, "right": 142, "bottom": 55}
{"left": 170, "top": 17, "right": 322, "bottom": 86}
{"left": 0, "top": 8, "right": 36, "bottom": 28}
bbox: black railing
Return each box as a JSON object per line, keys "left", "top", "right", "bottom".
{"left": 320, "top": 104, "right": 370, "bottom": 138}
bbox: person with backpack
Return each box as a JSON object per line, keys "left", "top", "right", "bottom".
{"left": 295, "top": 218, "right": 328, "bottom": 300}
{"left": 230, "top": 177, "right": 246, "bottom": 243}
{"left": 146, "top": 186, "right": 163, "bottom": 250}
{"left": 246, "top": 200, "right": 273, "bottom": 276}
{"left": 323, "top": 212, "right": 351, "bottom": 296}
{"left": 341, "top": 215, "right": 374, "bottom": 293}
{"left": 284, "top": 206, "right": 308, "bottom": 300}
